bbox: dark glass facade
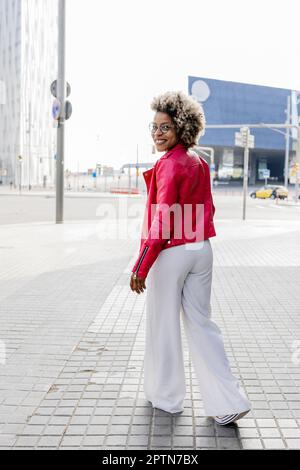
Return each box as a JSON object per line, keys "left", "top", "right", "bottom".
{"left": 188, "top": 76, "right": 300, "bottom": 185}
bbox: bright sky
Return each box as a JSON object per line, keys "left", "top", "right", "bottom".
{"left": 65, "top": 0, "right": 300, "bottom": 172}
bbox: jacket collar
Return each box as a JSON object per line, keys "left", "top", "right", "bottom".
{"left": 143, "top": 142, "right": 187, "bottom": 182}
{"left": 161, "top": 142, "right": 187, "bottom": 159}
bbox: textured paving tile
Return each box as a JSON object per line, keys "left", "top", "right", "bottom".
{"left": 0, "top": 216, "right": 300, "bottom": 449}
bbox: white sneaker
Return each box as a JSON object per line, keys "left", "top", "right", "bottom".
{"left": 214, "top": 409, "right": 250, "bottom": 426}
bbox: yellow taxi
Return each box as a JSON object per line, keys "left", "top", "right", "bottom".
{"left": 250, "top": 185, "right": 288, "bottom": 200}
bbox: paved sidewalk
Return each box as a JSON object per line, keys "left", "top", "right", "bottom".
{"left": 0, "top": 217, "right": 300, "bottom": 450}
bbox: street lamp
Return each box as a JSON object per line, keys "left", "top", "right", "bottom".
{"left": 26, "top": 102, "right": 33, "bottom": 190}
{"left": 17, "top": 155, "right": 23, "bottom": 194}
{"left": 56, "top": 0, "right": 66, "bottom": 224}
{"left": 260, "top": 121, "right": 291, "bottom": 190}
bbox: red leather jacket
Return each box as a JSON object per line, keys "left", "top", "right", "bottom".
{"left": 131, "top": 142, "right": 216, "bottom": 279}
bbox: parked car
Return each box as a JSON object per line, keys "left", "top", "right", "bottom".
{"left": 250, "top": 185, "right": 288, "bottom": 200}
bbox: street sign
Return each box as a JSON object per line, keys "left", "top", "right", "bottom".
{"left": 65, "top": 101, "right": 72, "bottom": 120}
{"left": 50, "top": 80, "right": 71, "bottom": 98}
{"left": 235, "top": 132, "right": 244, "bottom": 147}
{"left": 52, "top": 99, "right": 61, "bottom": 120}
{"left": 261, "top": 169, "right": 270, "bottom": 179}
{"left": 244, "top": 133, "right": 255, "bottom": 148}
{"left": 52, "top": 100, "right": 72, "bottom": 121}
{"left": 235, "top": 129, "right": 255, "bottom": 148}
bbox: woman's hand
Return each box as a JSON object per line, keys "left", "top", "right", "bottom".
{"left": 130, "top": 273, "right": 146, "bottom": 294}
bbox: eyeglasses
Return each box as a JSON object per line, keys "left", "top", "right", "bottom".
{"left": 149, "top": 123, "right": 175, "bottom": 134}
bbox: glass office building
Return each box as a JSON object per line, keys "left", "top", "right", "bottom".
{"left": 0, "top": 0, "right": 58, "bottom": 187}
{"left": 188, "top": 76, "right": 300, "bottom": 185}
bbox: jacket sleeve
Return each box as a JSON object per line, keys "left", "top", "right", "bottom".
{"left": 131, "top": 159, "right": 179, "bottom": 279}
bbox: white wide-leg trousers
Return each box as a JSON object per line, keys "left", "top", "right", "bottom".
{"left": 143, "top": 240, "right": 251, "bottom": 417}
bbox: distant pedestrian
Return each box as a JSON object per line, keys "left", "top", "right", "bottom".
{"left": 130, "top": 91, "right": 251, "bottom": 425}
{"left": 10, "top": 181, "right": 13, "bottom": 190}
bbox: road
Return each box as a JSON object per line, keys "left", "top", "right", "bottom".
{"left": 0, "top": 190, "right": 299, "bottom": 225}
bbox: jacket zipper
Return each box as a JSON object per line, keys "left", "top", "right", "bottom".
{"left": 134, "top": 246, "right": 149, "bottom": 276}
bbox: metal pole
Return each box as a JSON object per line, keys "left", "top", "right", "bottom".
{"left": 77, "top": 161, "right": 79, "bottom": 191}
{"left": 128, "top": 167, "right": 132, "bottom": 191}
{"left": 19, "top": 160, "right": 22, "bottom": 195}
{"left": 242, "top": 128, "right": 250, "bottom": 221}
{"left": 295, "top": 127, "right": 300, "bottom": 203}
{"left": 284, "top": 96, "right": 291, "bottom": 189}
{"left": 28, "top": 102, "right": 32, "bottom": 190}
{"left": 56, "top": 0, "right": 66, "bottom": 224}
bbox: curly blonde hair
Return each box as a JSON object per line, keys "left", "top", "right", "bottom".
{"left": 151, "top": 91, "right": 206, "bottom": 149}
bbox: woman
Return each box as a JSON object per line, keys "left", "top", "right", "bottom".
{"left": 130, "top": 91, "right": 251, "bottom": 426}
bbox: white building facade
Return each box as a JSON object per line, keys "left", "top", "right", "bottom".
{"left": 0, "top": 0, "right": 58, "bottom": 187}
